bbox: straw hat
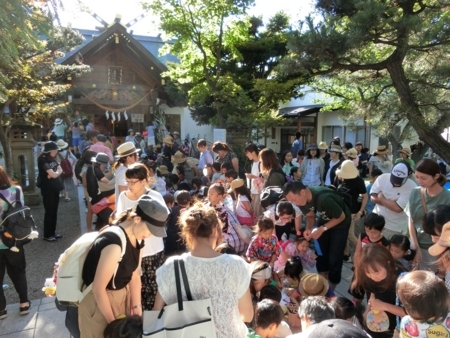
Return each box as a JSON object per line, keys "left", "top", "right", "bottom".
{"left": 56, "top": 139, "right": 68, "bottom": 149}
{"left": 54, "top": 118, "right": 63, "bottom": 125}
{"left": 164, "top": 136, "right": 174, "bottom": 145}
{"left": 318, "top": 141, "right": 328, "bottom": 150}
{"left": 227, "top": 178, "right": 244, "bottom": 193}
{"left": 375, "top": 145, "right": 388, "bottom": 155}
{"left": 299, "top": 273, "right": 329, "bottom": 297}
{"left": 158, "top": 165, "right": 169, "bottom": 175}
{"left": 345, "top": 148, "right": 358, "bottom": 159}
{"left": 429, "top": 222, "right": 450, "bottom": 256}
{"left": 173, "top": 151, "right": 187, "bottom": 164}
{"left": 399, "top": 148, "right": 411, "bottom": 158}
{"left": 115, "top": 142, "right": 140, "bottom": 159}
{"left": 336, "top": 160, "right": 358, "bottom": 179}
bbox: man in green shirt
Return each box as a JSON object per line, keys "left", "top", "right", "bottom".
{"left": 283, "top": 181, "right": 351, "bottom": 288}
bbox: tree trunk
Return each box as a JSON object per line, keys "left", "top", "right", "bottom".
{"left": 0, "top": 124, "right": 14, "bottom": 176}
{"left": 386, "top": 60, "right": 450, "bottom": 164}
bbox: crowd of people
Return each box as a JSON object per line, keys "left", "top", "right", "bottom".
{"left": 1, "top": 118, "right": 450, "bottom": 338}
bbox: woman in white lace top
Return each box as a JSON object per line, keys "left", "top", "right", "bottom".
{"left": 154, "top": 203, "right": 254, "bottom": 338}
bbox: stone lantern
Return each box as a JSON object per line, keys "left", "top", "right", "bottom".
{"left": 9, "top": 122, "right": 42, "bottom": 206}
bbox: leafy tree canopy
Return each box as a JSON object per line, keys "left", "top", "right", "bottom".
{"left": 283, "top": 0, "right": 450, "bottom": 162}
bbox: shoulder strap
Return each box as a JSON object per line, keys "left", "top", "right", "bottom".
{"left": 65, "top": 150, "right": 70, "bottom": 160}
{"left": 0, "top": 191, "right": 13, "bottom": 209}
{"left": 420, "top": 188, "right": 428, "bottom": 213}
{"left": 14, "top": 187, "right": 21, "bottom": 205}
{"left": 179, "top": 259, "right": 193, "bottom": 301}
{"left": 174, "top": 259, "right": 183, "bottom": 311}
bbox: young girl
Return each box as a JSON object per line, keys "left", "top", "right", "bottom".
{"left": 246, "top": 217, "right": 281, "bottom": 266}
{"left": 229, "top": 178, "right": 254, "bottom": 226}
{"left": 299, "top": 143, "right": 325, "bottom": 187}
{"left": 351, "top": 244, "right": 406, "bottom": 338}
{"left": 290, "top": 166, "right": 302, "bottom": 181}
{"left": 397, "top": 271, "right": 450, "bottom": 338}
{"left": 175, "top": 164, "right": 185, "bottom": 182}
{"left": 280, "top": 150, "right": 296, "bottom": 176}
{"left": 274, "top": 236, "right": 317, "bottom": 273}
{"left": 330, "top": 296, "right": 365, "bottom": 329}
{"left": 389, "top": 234, "right": 416, "bottom": 271}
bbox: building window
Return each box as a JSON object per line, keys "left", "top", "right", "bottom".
{"left": 322, "top": 125, "right": 371, "bottom": 147}
{"left": 322, "top": 126, "right": 343, "bottom": 144}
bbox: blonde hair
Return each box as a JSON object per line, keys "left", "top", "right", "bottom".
{"left": 179, "top": 202, "right": 222, "bottom": 249}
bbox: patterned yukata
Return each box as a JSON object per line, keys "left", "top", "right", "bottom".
{"left": 246, "top": 234, "right": 281, "bottom": 263}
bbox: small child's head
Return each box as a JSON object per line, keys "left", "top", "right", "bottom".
{"left": 389, "top": 234, "right": 416, "bottom": 261}
{"left": 364, "top": 212, "right": 385, "bottom": 241}
{"left": 255, "top": 299, "right": 285, "bottom": 337}
{"left": 250, "top": 261, "right": 272, "bottom": 294}
{"left": 259, "top": 285, "right": 282, "bottom": 303}
{"left": 162, "top": 194, "right": 175, "bottom": 208}
{"left": 175, "top": 190, "right": 191, "bottom": 207}
{"left": 295, "top": 236, "right": 310, "bottom": 254}
{"left": 397, "top": 270, "right": 450, "bottom": 322}
{"left": 224, "top": 169, "right": 238, "bottom": 183}
{"left": 169, "top": 173, "right": 179, "bottom": 186}
{"left": 255, "top": 216, "right": 275, "bottom": 240}
{"left": 175, "top": 164, "right": 185, "bottom": 175}
{"left": 284, "top": 256, "right": 304, "bottom": 281}
{"left": 197, "top": 139, "right": 207, "bottom": 152}
{"left": 212, "top": 162, "right": 222, "bottom": 173}
{"left": 214, "top": 243, "right": 238, "bottom": 255}
{"left": 191, "top": 177, "right": 202, "bottom": 190}
{"left": 103, "top": 315, "right": 142, "bottom": 338}
{"left": 290, "top": 166, "right": 301, "bottom": 180}
{"left": 370, "top": 168, "right": 383, "bottom": 183}
{"left": 280, "top": 150, "right": 293, "bottom": 164}
{"left": 221, "top": 162, "right": 233, "bottom": 174}
{"left": 352, "top": 244, "right": 397, "bottom": 291}
{"left": 276, "top": 201, "right": 295, "bottom": 224}
{"left": 330, "top": 296, "right": 364, "bottom": 326}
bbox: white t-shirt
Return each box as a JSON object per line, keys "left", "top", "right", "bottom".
{"left": 156, "top": 253, "right": 251, "bottom": 338}
{"left": 235, "top": 195, "right": 252, "bottom": 217}
{"left": 114, "top": 166, "right": 127, "bottom": 205}
{"left": 249, "top": 161, "right": 260, "bottom": 194}
{"left": 275, "top": 320, "right": 293, "bottom": 338}
{"left": 370, "top": 173, "right": 416, "bottom": 233}
{"left": 116, "top": 189, "right": 168, "bottom": 257}
{"left": 264, "top": 203, "right": 302, "bottom": 226}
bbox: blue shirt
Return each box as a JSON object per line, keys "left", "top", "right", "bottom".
{"left": 198, "top": 150, "right": 213, "bottom": 170}
{"left": 291, "top": 139, "right": 303, "bottom": 157}
{"left": 366, "top": 183, "right": 375, "bottom": 213}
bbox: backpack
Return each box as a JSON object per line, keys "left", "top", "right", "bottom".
{"left": 59, "top": 151, "right": 73, "bottom": 178}
{"left": 55, "top": 226, "right": 127, "bottom": 306}
{"left": 312, "top": 187, "right": 352, "bottom": 213}
{"left": 260, "top": 186, "right": 284, "bottom": 210}
{"left": 0, "top": 188, "right": 37, "bottom": 251}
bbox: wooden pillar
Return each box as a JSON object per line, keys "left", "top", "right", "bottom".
{"left": 297, "top": 117, "right": 302, "bottom": 132}
{"left": 313, "top": 113, "right": 318, "bottom": 143}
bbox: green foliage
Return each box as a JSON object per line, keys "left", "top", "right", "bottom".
{"left": 283, "top": 0, "right": 450, "bottom": 162}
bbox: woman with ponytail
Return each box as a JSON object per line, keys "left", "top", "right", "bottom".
{"left": 154, "top": 203, "right": 253, "bottom": 338}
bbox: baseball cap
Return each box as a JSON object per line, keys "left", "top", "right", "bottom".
{"left": 135, "top": 195, "right": 169, "bottom": 237}
{"left": 390, "top": 162, "right": 411, "bottom": 186}
{"left": 308, "top": 319, "right": 370, "bottom": 338}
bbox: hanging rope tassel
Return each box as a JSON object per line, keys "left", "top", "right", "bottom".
{"left": 111, "top": 112, "right": 116, "bottom": 121}
{"left": 117, "top": 112, "right": 121, "bottom": 122}
{"left": 105, "top": 111, "right": 110, "bottom": 120}
{"left": 124, "top": 111, "right": 128, "bottom": 120}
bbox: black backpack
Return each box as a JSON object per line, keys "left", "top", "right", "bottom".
{"left": 260, "top": 186, "right": 284, "bottom": 210}
{"left": 0, "top": 188, "right": 37, "bottom": 251}
{"left": 313, "top": 187, "right": 352, "bottom": 212}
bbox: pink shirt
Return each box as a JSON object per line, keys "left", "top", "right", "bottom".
{"left": 90, "top": 142, "right": 113, "bottom": 161}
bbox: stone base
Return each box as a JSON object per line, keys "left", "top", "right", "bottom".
{"left": 24, "top": 192, "right": 41, "bottom": 206}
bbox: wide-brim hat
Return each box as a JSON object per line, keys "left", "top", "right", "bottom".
{"left": 375, "top": 145, "right": 389, "bottom": 155}
{"left": 250, "top": 261, "right": 272, "bottom": 280}
{"left": 429, "top": 222, "right": 450, "bottom": 256}
{"left": 336, "top": 159, "right": 359, "bottom": 179}
{"left": 345, "top": 148, "right": 358, "bottom": 159}
{"left": 164, "top": 136, "right": 174, "bottom": 145}
{"left": 173, "top": 131, "right": 180, "bottom": 136}
{"left": 173, "top": 151, "right": 187, "bottom": 164}
{"left": 91, "top": 153, "right": 110, "bottom": 167}
{"left": 329, "top": 145, "right": 342, "bottom": 153}
{"left": 43, "top": 141, "right": 59, "bottom": 153}
{"left": 307, "top": 143, "right": 318, "bottom": 151}
{"left": 54, "top": 118, "right": 63, "bottom": 125}
{"left": 399, "top": 148, "right": 411, "bottom": 157}
{"left": 135, "top": 195, "right": 169, "bottom": 238}
{"left": 299, "top": 273, "right": 329, "bottom": 297}
{"left": 228, "top": 178, "right": 244, "bottom": 193}
{"left": 355, "top": 142, "right": 363, "bottom": 147}
{"left": 318, "top": 141, "right": 328, "bottom": 150}
{"left": 56, "top": 139, "right": 68, "bottom": 149}
{"left": 115, "top": 142, "right": 140, "bottom": 159}
{"left": 158, "top": 165, "right": 169, "bottom": 175}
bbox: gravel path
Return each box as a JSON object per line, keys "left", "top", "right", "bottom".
{"left": 3, "top": 184, "right": 82, "bottom": 304}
